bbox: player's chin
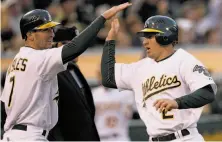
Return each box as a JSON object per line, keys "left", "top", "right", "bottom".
{"left": 148, "top": 54, "right": 157, "bottom": 61}
{"left": 47, "top": 42, "right": 53, "bottom": 48}
{"left": 147, "top": 52, "right": 153, "bottom": 58}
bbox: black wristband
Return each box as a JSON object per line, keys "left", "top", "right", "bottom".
{"left": 175, "top": 98, "right": 181, "bottom": 109}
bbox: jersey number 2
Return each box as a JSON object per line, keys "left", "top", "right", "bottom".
{"left": 162, "top": 109, "right": 174, "bottom": 119}
{"left": 106, "top": 116, "right": 118, "bottom": 128}
{"left": 8, "top": 76, "right": 15, "bottom": 107}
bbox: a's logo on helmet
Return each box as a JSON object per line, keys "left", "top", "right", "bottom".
{"left": 154, "top": 20, "right": 165, "bottom": 25}
{"left": 144, "top": 19, "right": 165, "bottom": 28}
{"left": 30, "top": 15, "right": 40, "bottom": 22}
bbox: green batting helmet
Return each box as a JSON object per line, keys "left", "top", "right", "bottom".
{"left": 20, "top": 9, "right": 60, "bottom": 39}
{"left": 138, "top": 15, "right": 178, "bottom": 46}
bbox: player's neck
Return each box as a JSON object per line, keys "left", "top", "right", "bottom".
{"left": 24, "top": 41, "right": 39, "bottom": 50}
{"left": 155, "top": 47, "right": 175, "bottom": 62}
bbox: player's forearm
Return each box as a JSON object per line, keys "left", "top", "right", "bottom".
{"left": 62, "top": 16, "right": 106, "bottom": 64}
{"left": 175, "top": 85, "right": 215, "bottom": 109}
{"left": 101, "top": 40, "right": 117, "bottom": 88}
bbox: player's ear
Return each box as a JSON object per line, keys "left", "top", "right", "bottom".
{"left": 26, "top": 32, "right": 34, "bottom": 41}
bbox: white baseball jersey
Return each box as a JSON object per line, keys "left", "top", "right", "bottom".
{"left": 114, "top": 48, "right": 217, "bottom": 137}
{"left": 1, "top": 46, "right": 67, "bottom": 131}
{"left": 92, "top": 86, "right": 134, "bottom": 141}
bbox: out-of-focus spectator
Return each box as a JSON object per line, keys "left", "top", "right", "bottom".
{"left": 33, "top": 0, "right": 62, "bottom": 23}
{"left": 115, "top": 19, "right": 131, "bottom": 48}
{"left": 1, "top": 0, "right": 24, "bottom": 52}
{"left": 135, "top": 0, "right": 173, "bottom": 23}
{"left": 181, "top": 0, "right": 206, "bottom": 22}
{"left": 92, "top": 4, "right": 111, "bottom": 46}
{"left": 59, "top": 0, "right": 80, "bottom": 27}
{"left": 2, "top": 0, "right": 23, "bottom": 34}
{"left": 47, "top": 2, "right": 63, "bottom": 22}
{"left": 205, "top": 28, "right": 221, "bottom": 45}
{"left": 91, "top": 0, "right": 130, "bottom": 20}
{"left": 94, "top": 4, "right": 131, "bottom": 48}
{"left": 20, "top": 0, "right": 33, "bottom": 13}
{"left": 177, "top": 19, "right": 195, "bottom": 44}
{"left": 137, "top": 0, "right": 158, "bottom": 22}
{"left": 0, "top": 0, "right": 221, "bottom": 53}
{"left": 195, "top": 0, "right": 222, "bottom": 45}
{"left": 156, "top": 0, "right": 172, "bottom": 17}
{"left": 176, "top": 0, "right": 207, "bottom": 44}
{"left": 76, "top": 0, "right": 96, "bottom": 25}
{"left": 126, "top": 14, "right": 143, "bottom": 47}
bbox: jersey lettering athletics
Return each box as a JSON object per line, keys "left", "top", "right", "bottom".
{"left": 1, "top": 46, "right": 67, "bottom": 131}
{"left": 114, "top": 48, "right": 217, "bottom": 137}
{"left": 92, "top": 86, "right": 134, "bottom": 140}
{"left": 142, "top": 74, "right": 181, "bottom": 106}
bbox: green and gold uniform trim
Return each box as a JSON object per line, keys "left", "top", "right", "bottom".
{"left": 34, "top": 21, "right": 60, "bottom": 30}
{"left": 139, "top": 28, "right": 164, "bottom": 33}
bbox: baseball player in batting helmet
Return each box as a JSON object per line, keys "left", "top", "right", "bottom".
{"left": 137, "top": 15, "right": 178, "bottom": 46}
{"left": 100, "top": 15, "right": 217, "bottom": 141}
{"left": 1, "top": 3, "right": 131, "bottom": 141}
{"left": 20, "top": 9, "right": 60, "bottom": 40}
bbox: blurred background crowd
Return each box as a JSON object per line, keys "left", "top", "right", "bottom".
{"left": 1, "top": 0, "right": 222, "bottom": 140}
{"left": 1, "top": 0, "right": 222, "bottom": 54}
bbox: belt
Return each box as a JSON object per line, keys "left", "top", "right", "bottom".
{"left": 100, "top": 133, "right": 119, "bottom": 140}
{"left": 152, "top": 129, "right": 190, "bottom": 141}
{"left": 12, "top": 124, "right": 47, "bottom": 136}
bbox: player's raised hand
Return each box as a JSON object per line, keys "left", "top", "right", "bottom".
{"left": 111, "top": 18, "right": 120, "bottom": 34}
{"left": 102, "top": 2, "right": 132, "bottom": 20}
{"left": 153, "top": 99, "right": 179, "bottom": 113}
{"left": 106, "top": 18, "right": 120, "bottom": 41}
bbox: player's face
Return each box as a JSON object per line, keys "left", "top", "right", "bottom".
{"left": 142, "top": 35, "right": 164, "bottom": 61}
{"left": 33, "top": 28, "right": 55, "bottom": 49}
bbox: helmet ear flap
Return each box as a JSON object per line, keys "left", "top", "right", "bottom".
{"left": 155, "top": 33, "right": 162, "bottom": 45}
{"left": 155, "top": 32, "right": 171, "bottom": 46}
{"left": 155, "top": 26, "right": 178, "bottom": 46}
{"left": 168, "top": 26, "right": 178, "bottom": 41}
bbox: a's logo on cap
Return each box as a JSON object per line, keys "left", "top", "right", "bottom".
{"left": 154, "top": 19, "right": 165, "bottom": 24}
{"left": 30, "top": 15, "right": 40, "bottom": 22}
{"left": 144, "top": 19, "right": 166, "bottom": 29}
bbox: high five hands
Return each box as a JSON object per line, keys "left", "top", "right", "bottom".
{"left": 102, "top": 2, "right": 132, "bottom": 20}
{"left": 106, "top": 18, "right": 120, "bottom": 41}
